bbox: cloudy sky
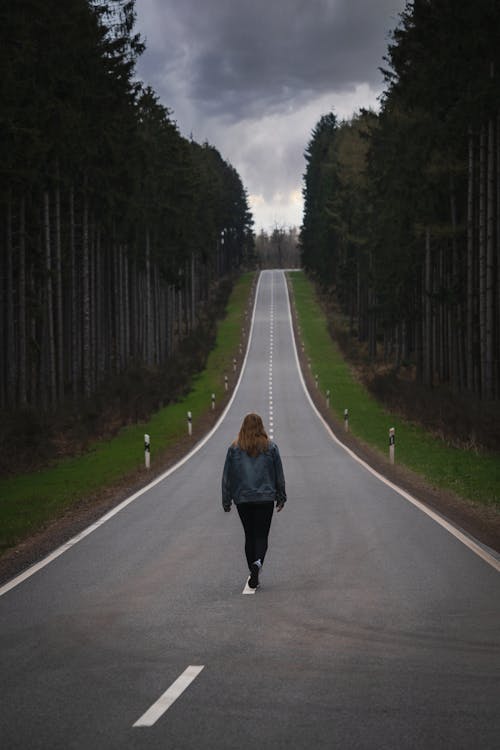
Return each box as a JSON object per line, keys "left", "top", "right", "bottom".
{"left": 134, "top": 0, "right": 406, "bottom": 232}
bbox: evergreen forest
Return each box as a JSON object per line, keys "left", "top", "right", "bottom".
{"left": 0, "top": 0, "right": 254, "bottom": 420}
{"left": 301, "top": 0, "right": 500, "bottom": 401}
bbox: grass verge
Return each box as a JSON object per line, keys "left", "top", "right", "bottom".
{"left": 289, "top": 271, "right": 500, "bottom": 508}
{"left": 0, "top": 272, "right": 255, "bottom": 555}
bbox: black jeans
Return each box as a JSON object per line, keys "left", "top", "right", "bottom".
{"left": 237, "top": 502, "right": 274, "bottom": 570}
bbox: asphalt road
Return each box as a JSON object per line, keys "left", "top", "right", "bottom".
{"left": 1, "top": 270, "right": 499, "bottom": 750}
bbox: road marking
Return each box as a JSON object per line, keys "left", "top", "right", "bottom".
{"left": 283, "top": 272, "right": 500, "bottom": 574}
{"left": 133, "top": 666, "right": 204, "bottom": 727}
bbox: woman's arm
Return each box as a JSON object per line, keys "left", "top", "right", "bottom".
{"left": 272, "top": 444, "right": 287, "bottom": 510}
{"left": 221, "top": 448, "right": 233, "bottom": 511}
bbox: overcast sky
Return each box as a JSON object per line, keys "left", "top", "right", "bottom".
{"left": 134, "top": 0, "right": 406, "bottom": 232}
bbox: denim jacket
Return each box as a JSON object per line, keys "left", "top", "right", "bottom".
{"left": 221, "top": 441, "right": 287, "bottom": 511}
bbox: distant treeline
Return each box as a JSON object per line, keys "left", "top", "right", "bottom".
{"left": 0, "top": 0, "right": 254, "bottom": 414}
{"left": 255, "top": 226, "right": 300, "bottom": 269}
{"left": 301, "top": 0, "right": 500, "bottom": 400}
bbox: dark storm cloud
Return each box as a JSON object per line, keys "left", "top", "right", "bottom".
{"left": 136, "top": 0, "right": 403, "bottom": 119}
{"left": 134, "top": 0, "right": 405, "bottom": 229}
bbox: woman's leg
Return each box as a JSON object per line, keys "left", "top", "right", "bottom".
{"left": 237, "top": 502, "right": 275, "bottom": 570}
{"left": 252, "top": 502, "right": 274, "bottom": 564}
{"left": 236, "top": 504, "right": 255, "bottom": 569}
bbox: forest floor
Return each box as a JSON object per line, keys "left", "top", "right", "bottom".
{"left": 323, "top": 298, "right": 500, "bottom": 455}
{"left": 1, "top": 270, "right": 499, "bottom": 586}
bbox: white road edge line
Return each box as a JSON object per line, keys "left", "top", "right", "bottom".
{"left": 283, "top": 271, "right": 500, "bottom": 574}
{"left": 0, "top": 274, "right": 266, "bottom": 598}
{"left": 133, "top": 665, "right": 204, "bottom": 727}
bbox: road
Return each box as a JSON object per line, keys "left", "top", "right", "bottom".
{"left": 1, "top": 270, "right": 499, "bottom": 749}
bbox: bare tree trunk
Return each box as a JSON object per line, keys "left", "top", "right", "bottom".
{"left": 0, "top": 203, "right": 4, "bottom": 410}
{"left": 29, "top": 250, "right": 38, "bottom": 407}
{"left": 191, "top": 252, "right": 196, "bottom": 332}
{"left": 44, "top": 190, "right": 57, "bottom": 408}
{"left": 155, "top": 264, "right": 161, "bottom": 365}
{"left": 479, "top": 124, "right": 487, "bottom": 396}
{"left": 423, "top": 227, "right": 432, "bottom": 386}
{"left": 485, "top": 113, "right": 495, "bottom": 398}
{"left": 449, "top": 174, "right": 461, "bottom": 390}
{"left": 89, "top": 219, "right": 95, "bottom": 392}
{"left": 120, "top": 246, "right": 127, "bottom": 367}
{"left": 82, "top": 192, "right": 91, "bottom": 399}
{"left": 96, "top": 228, "right": 102, "bottom": 384}
{"left": 69, "top": 187, "right": 78, "bottom": 401}
{"left": 123, "top": 248, "right": 130, "bottom": 365}
{"left": 6, "top": 193, "right": 16, "bottom": 406}
{"left": 466, "top": 129, "right": 475, "bottom": 391}
{"left": 496, "top": 112, "right": 500, "bottom": 398}
{"left": 18, "top": 196, "right": 27, "bottom": 407}
{"left": 438, "top": 246, "right": 446, "bottom": 383}
{"left": 54, "top": 178, "right": 64, "bottom": 403}
{"left": 145, "top": 228, "right": 153, "bottom": 366}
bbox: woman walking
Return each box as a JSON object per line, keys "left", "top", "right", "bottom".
{"left": 222, "top": 413, "right": 286, "bottom": 589}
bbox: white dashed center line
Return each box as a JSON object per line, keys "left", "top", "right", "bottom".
{"left": 133, "top": 665, "right": 204, "bottom": 727}
{"left": 268, "top": 274, "right": 275, "bottom": 439}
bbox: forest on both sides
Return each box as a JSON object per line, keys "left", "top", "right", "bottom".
{"left": 301, "top": 0, "right": 500, "bottom": 440}
{"left": 0, "top": 0, "right": 254, "bottom": 470}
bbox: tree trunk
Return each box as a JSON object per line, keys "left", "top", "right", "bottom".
{"left": 145, "top": 228, "right": 153, "bottom": 366}
{"left": 82, "top": 192, "right": 91, "bottom": 399}
{"left": 18, "top": 197, "right": 27, "bottom": 407}
{"left": 69, "top": 187, "right": 79, "bottom": 401}
{"left": 54, "top": 179, "right": 64, "bottom": 403}
{"left": 449, "top": 173, "right": 461, "bottom": 390}
{"left": 466, "top": 129, "right": 475, "bottom": 391}
{"left": 423, "top": 227, "right": 432, "bottom": 387}
{"left": 496, "top": 112, "right": 500, "bottom": 398}
{"left": 44, "top": 190, "right": 57, "bottom": 408}
{"left": 6, "top": 193, "right": 16, "bottom": 406}
{"left": 485, "top": 114, "right": 495, "bottom": 399}
{"left": 479, "top": 124, "right": 487, "bottom": 396}
{"left": 191, "top": 251, "right": 196, "bottom": 332}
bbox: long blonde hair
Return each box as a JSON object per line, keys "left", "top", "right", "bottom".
{"left": 234, "top": 413, "right": 269, "bottom": 457}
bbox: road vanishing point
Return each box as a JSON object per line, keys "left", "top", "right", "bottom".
{"left": 1, "top": 270, "right": 499, "bottom": 749}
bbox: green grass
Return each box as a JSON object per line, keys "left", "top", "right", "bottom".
{"left": 290, "top": 271, "right": 500, "bottom": 507}
{"left": 0, "top": 272, "right": 255, "bottom": 554}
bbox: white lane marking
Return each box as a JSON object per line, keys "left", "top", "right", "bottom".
{"left": 283, "top": 272, "right": 500, "bottom": 574}
{"left": 0, "top": 274, "right": 267, "bottom": 598}
{"left": 133, "top": 666, "right": 204, "bottom": 727}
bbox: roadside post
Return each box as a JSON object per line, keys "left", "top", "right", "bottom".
{"left": 389, "top": 427, "right": 395, "bottom": 464}
{"left": 233, "top": 357, "right": 237, "bottom": 372}
{"left": 326, "top": 389, "right": 330, "bottom": 408}
{"left": 315, "top": 374, "right": 319, "bottom": 389}
{"left": 144, "top": 433, "right": 150, "bottom": 469}
{"left": 224, "top": 375, "right": 229, "bottom": 392}
{"left": 187, "top": 411, "right": 192, "bottom": 436}
{"left": 344, "top": 408, "right": 349, "bottom": 432}
{"left": 211, "top": 393, "right": 215, "bottom": 411}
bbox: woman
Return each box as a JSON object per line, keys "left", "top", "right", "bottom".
{"left": 222, "top": 413, "right": 286, "bottom": 589}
